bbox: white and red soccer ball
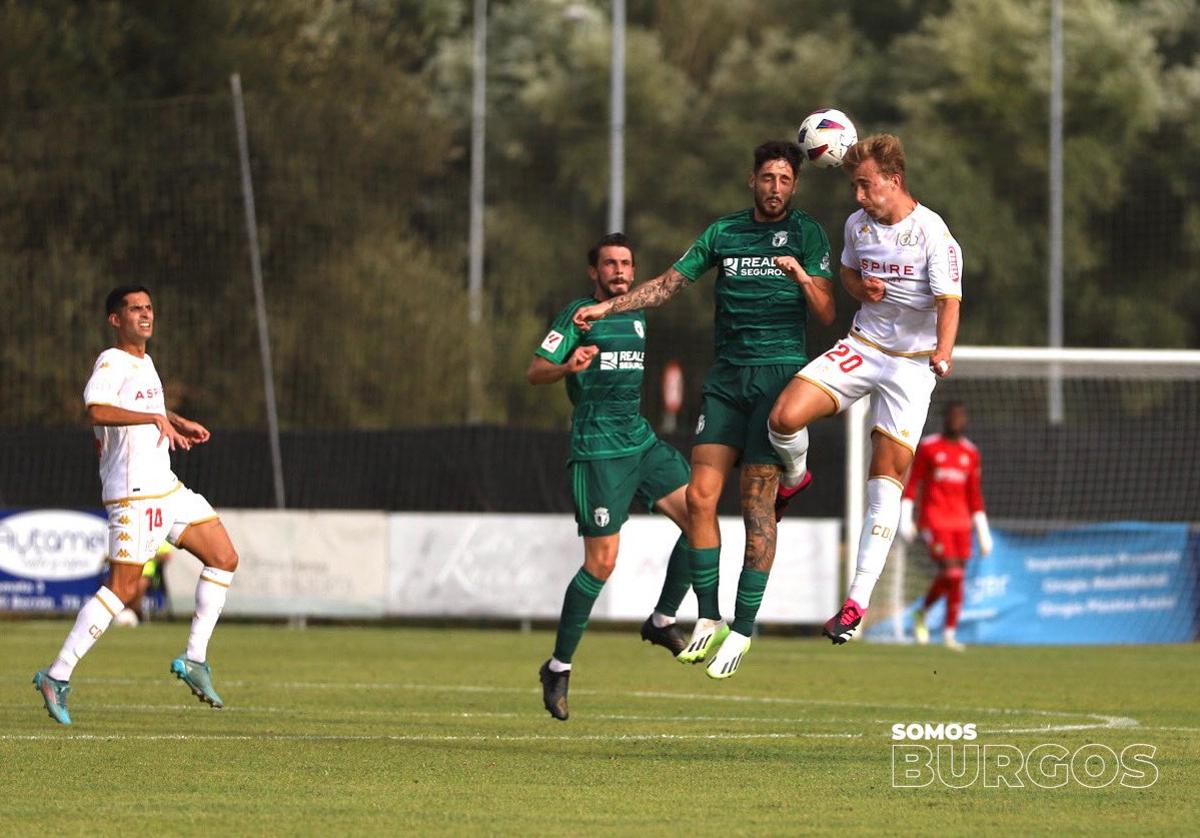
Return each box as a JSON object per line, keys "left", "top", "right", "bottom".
{"left": 796, "top": 108, "right": 858, "bottom": 169}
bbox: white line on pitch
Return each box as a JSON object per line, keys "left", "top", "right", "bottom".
{"left": 0, "top": 677, "right": 1139, "bottom": 733}
{"left": 1143, "top": 725, "right": 1200, "bottom": 732}
{"left": 0, "top": 731, "right": 860, "bottom": 743}
{"left": 0, "top": 702, "right": 859, "bottom": 726}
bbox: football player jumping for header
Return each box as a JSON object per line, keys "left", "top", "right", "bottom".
{"left": 767, "top": 133, "right": 964, "bottom": 645}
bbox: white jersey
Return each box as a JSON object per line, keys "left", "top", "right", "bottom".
{"left": 83, "top": 348, "right": 178, "bottom": 503}
{"left": 840, "top": 204, "right": 963, "bottom": 355}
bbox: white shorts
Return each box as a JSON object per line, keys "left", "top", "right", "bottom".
{"left": 797, "top": 335, "right": 938, "bottom": 453}
{"left": 106, "top": 483, "right": 218, "bottom": 565}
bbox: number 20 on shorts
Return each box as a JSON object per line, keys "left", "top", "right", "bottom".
{"left": 824, "top": 342, "right": 863, "bottom": 373}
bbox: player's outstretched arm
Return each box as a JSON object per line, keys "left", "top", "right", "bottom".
{"left": 168, "top": 411, "right": 211, "bottom": 445}
{"left": 88, "top": 404, "right": 189, "bottom": 450}
{"left": 572, "top": 268, "right": 689, "bottom": 330}
{"left": 930, "top": 297, "right": 960, "bottom": 378}
{"left": 526, "top": 346, "right": 599, "bottom": 385}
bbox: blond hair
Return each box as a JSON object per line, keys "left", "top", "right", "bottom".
{"left": 844, "top": 133, "right": 907, "bottom": 184}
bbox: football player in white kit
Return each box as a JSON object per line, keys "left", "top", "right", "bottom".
{"left": 34, "top": 286, "right": 240, "bottom": 724}
{"left": 767, "top": 134, "right": 962, "bottom": 644}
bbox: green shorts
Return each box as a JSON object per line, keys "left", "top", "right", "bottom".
{"left": 694, "top": 360, "right": 801, "bottom": 466}
{"left": 570, "top": 439, "right": 690, "bottom": 537}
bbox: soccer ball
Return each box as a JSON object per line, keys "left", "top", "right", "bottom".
{"left": 796, "top": 108, "right": 858, "bottom": 169}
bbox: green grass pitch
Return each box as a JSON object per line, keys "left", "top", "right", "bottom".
{"left": 2, "top": 621, "right": 1197, "bottom": 834}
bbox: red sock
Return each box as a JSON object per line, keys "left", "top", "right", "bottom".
{"left": 923, "top": 574, "right": 947, "bottom": 610}
{"left": 945, "top": 567, "right": 965, "bottom": 628}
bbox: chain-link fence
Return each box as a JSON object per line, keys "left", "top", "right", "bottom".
{"left": 0, "top": 90, "right": 741, "bottom": 508}
{"left": 2, "top": 66, "right": 1196, "bottom": 510}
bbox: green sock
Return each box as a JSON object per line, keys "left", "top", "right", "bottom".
{"left": 552, "top": 567, "right": 605, "bottom": 664}
{"left": 690, "top": 545, "right": 722, "bottom": 620}
{"left": 732, "top": 568, "right": 770, "bottom": 636}
{"left": 653, "top": 536, "right": 692, "bottom": 617}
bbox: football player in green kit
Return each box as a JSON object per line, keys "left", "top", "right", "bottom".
{"left": 529, "top": 233, "right": 693, "bottom": 720}
{"left": 574, "top": 142, "right": 836, "bottom": 679}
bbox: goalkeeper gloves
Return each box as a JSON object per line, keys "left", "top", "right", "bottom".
{"left": 898, "top": 498, "right": 917, "bottom": 543}
{"left": 973, "top": 511, "right": 993, "bottom": 555}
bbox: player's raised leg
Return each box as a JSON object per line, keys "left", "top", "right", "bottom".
{"left": 640, "top": 482, "right": 692, "bottom": 656}
{"left": 826, "top": 434, "right": 912, "bottom": 644}
{"left": 768, "top": 376, "right": 838, "bottom": 520}
{"left": 677, "top": 443, "right": 736, "bottom": 663}
{"left": 171, "top": 518, "right": 238, "bottom": 708}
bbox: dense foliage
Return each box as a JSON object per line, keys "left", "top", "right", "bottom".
{"left": 3, "top": 0, "right": 1197, "bottom": 430}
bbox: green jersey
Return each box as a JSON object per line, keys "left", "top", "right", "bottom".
{"left": 535, "top": 297, "right": 656, "bottom": 462}
{"left": 673, "top": 208, "right": 833, "bottom": 366}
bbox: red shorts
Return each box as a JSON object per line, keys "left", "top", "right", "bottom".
{"left": 921, "top": 528, "right": 972, "bottom": 562}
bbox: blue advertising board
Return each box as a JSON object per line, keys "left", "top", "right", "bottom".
{"left": 880, "top": 522, "right": 1199, "bottom": 644}
{"left": 0, "top": 509, "right": 108, "bottom": 612}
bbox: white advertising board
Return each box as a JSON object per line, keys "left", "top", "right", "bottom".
{"left": 160, "top": 510, "right": 840, "bottom": 623}
{"left": 387, "top": 513, "right": 840, "bottom": 623}
{"left": 165, "top": 510, "right": 388, "bottom": 617}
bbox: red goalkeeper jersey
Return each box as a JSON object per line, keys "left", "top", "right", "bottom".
{"left": 902, "top": 433, "right": 985, "bottom": 531}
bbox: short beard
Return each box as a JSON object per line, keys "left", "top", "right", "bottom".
{"left": 596, "top": 281, "right": 628, "bottom": 301}
{"left": 755, "top": 197, "right": 790, "bottom": 221}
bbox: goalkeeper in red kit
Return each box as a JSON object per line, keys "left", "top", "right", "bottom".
{"left": 898, "top": 401, "right": 992, "bottom": 650}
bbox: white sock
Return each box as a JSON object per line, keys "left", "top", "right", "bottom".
{"left": 651, "top": 611, "right": 675, "bottom": 628}
{"left": 768, "top": 425, "right": 809, "bottom": 487}
{"left": 185, "top": 567, "right": 234, "bottom": 663}
{"left": 846, "top": 477, "right": 903, "bottom": 609}
{"left": 47, "top": 586, "right": 124, "bottom": 681}
{"left": 548, "top": 657, "right": 572, "bottom": 673}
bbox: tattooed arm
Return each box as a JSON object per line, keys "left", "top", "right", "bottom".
{"left": 572, "top": 268, "right": 690, "bottom": 330}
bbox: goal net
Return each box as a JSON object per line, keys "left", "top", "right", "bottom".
{"left": 857, "top": 346, "right": 1200, "bottom": 645}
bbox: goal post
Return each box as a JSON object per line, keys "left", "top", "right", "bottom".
{"left": 850, "top": 345, "right": 1200, "bottom": 645}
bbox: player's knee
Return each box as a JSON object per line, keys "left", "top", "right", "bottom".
{"left": 767, "top": 400, "right": 800, "bottom": 435}
{"left": 210, "top": 546, "right": 239, "bottom": 573}
{"left": 107, "top": 575, "right": 141, "bottom": 606}
{"left": 944, "top": 565, "right": 965, "bottom": 583}
{"left": 584, "top": 555, "right": 616, "bottom": 581}
{"left": 685, "top": 482, "right": 719, "bottom": 517}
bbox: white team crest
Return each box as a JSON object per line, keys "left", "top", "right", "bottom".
{"left": 696, "top": 414, "right": 706, "bottom": 434}
{"left": 772, "top": 231, "right": 788, "bottom": 247}
{"left": 820, "top": 252, "right": 831, "bottom": 272}
{"left": 541, "top": 330, "right": 564, "bottom": 353}
{"left": 633, "top": 320, "right": 645, "bottom": 339}
{"left": 593, "top": 507, "right": 610, "bottom": 527}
